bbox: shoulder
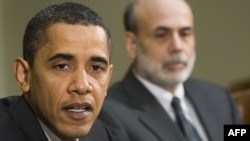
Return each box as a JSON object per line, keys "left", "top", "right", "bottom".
{"left": 0, "top": 96, "right": 26, "bottom": 141}
{"left": 0, "top": 96, "right": 20, "bottom": 106}
{"left": 184, "top": 78, "right": 233, "bottom": 104}
{"left": 108, "top": 81, "right": 124, "bottom": 94}
{"left": 185, "top": 77, "right": 229, "bottom": 92}
{"left": 107, "top": 68, "right": 138, "bottom": 97}
{"left": 0, "top": 96, "right": 20, "bottom": 116}
{"left": 107, "top": 81, "right": 130, "bottom": 102}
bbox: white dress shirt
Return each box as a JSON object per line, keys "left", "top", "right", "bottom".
{"left": 135, "top": 73, "right": 208, "bottom": 141}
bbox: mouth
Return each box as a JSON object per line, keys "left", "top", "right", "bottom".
{"left": 164, "top": 61, "right": 187, "bottom": 71}
{"left": 63, "top": 102, "right": 93, "bottom": 120}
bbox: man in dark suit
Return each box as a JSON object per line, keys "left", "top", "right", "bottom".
{"left": 99, "top": 0, "right": 242, "bottom": 141}
{"left": 0, "top": 96, "right": 112, "bottom": 141}
{"left": 0, "top": 2, "right": 113, "bottom": 141}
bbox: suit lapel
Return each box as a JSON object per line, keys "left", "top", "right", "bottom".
{"left": 139, "top": 101, "right": 186, "bottom": 141}
{"left": 12, "top": 96, "right": 48, "bottom": 141}
{"left": 184, "top": 79, "right": 221, "bottom": 141}
{"left": 122, "top": 70, "right": 185, "bottom": 141}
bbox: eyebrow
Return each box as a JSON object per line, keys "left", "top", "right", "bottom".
{"left": 48, "top": 53, "right": 74, "bottom": 62}
{"left": 47, "top": 53, "right": 109, "bottom": 65}
{"left": 154, "top": 26, "right": 193, "bottom": 32}
{"left": 181, "top": 26, "right": 193, "bottom": 31}
{"left": 90, "top": 56, "right": 109, "bottom": 65}
{"left": 155, "top": 26, "right": 170, "bottom": 32}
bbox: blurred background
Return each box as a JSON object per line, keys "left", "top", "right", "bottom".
{"left": 0, "top": 0, "right": 249, "bottom": 98}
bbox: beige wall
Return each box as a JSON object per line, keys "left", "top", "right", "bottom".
{"left": 189, "top": 0, "right": 250, "bottom": 87}
{"left": 0, "top": 1, "right": 6, "bottom": 97}
{"left": 1, "top": 0, "right": 249, "bottom": 98}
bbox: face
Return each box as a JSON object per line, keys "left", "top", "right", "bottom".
{"left": 127, "top": 0, "right": 195, "bottom": 92}
{"left": 14, "top": 23, "right": 113, "bottom": 140}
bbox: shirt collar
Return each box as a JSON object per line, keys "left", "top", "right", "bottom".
{"left": 134, "top": 72, "right": 185, "bottom": 112}
{"left": 135, "top": 72, "right": 184, "bottom": 97}
{"left": 38, "top": 118, "right": 79, "bottom": 141}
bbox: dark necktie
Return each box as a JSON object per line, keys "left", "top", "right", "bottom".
{"left": 171, "top": 97, "right": 203, "bottom": 141}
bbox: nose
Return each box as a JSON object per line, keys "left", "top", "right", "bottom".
{"left": 169, "top": 33, "right": 184, "bottom": 53}
{"left": 68, "top": 70, "right": 93, "bottom": 95}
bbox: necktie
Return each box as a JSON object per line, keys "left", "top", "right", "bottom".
{"left": 171, "top": 97, "right": 202, "bottom": 141}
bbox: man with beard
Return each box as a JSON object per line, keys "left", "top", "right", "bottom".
{"left": 99, "top": 0, "right": 242, "bottom": 141}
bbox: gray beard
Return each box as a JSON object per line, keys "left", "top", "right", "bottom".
{"left": 135, "top": 49, "right": 196, "bottom": 89}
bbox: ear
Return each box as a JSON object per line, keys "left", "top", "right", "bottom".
{"left": 124, "top": 31, "right": 137, "bottom": 60}
{"left": 108, "top": 64, "right": 113, "bottom": 79}
{"left": 13, "top": 58, "right": 30, "bottom": 93}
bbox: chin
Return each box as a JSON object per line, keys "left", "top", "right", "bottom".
{"left": 164, "top": 71, "right": 190, "bottom": 86}
{"left": 59, "top": 129, "right": 89, "bottom": 140}
{"left": 56, "top": 123, "right": 93, "bottom": 139}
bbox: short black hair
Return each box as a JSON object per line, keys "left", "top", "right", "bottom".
{"left": 23, "top": 2, "right": 112, "bottom": 67}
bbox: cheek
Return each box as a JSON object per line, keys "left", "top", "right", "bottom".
{"left": 185, "top": 47, "right": 195, "bottom": 59}
{"left": 95, "top": 89, "right": 107, "bottom": 105}
{"left": 37, "top": 78, "right": 65, "bottom": 96}
{"left": 46, "top": 81, "right": 68, "bottom": 109}
{"left": 33, "top": 76, "right": 65, "bottom": 107}
{"left": 92, "top": 79, "right": 109, "bottom": 105}
{"left": 187, "top": 40, "right": 195, "bottom": 54}
{"left": 91, "top": 86, "right": 106, "bottom": 117}
{"left": 145, "top": 51, "right": 165, "bottom": 63}
{"left": 96, "top": 72, "right": 111, "bottom": 89}
{"left": 139, "top": 43, "right": 166, "bottom": 62}
{"left": 96, "top": 82, "right": 108, "bottom": 99}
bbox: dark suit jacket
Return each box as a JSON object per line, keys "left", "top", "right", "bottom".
{"left": 0, "top": 95, "right": 113, "bottom": 141}
{"left": 99, "top": 69, "right": 242, "bottom": 141}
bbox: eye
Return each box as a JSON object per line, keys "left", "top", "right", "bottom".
{"left": 91, "top": 65, "right": 105, "bottom": 72}
{"left": 155, "top": 31, "right": 168, "bottom": 39}
{"left": 54, "top": 63, "right": 70, "bottom": 70}
{"left": 180, "top": 28, "right": 193, "bottom": 37}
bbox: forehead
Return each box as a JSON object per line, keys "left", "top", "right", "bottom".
{"left": 134, "top": 0, "right": 193, "bottom": 31}
{"left": 37, "top": 23, "right": 109, "bottom": 61}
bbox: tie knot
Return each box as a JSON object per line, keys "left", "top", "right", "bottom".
{"left": 171, "top": 97, "right": 182, "bottom": 111}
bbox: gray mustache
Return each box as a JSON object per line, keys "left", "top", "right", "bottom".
{"left": 163, "top": 54, "right": 188, "bottom": 65}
